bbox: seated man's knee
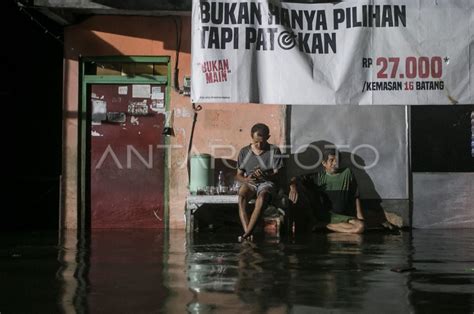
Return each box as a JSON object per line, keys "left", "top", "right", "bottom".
{"left": 238, "top": 184, "right": 253, "bottom": 197}
{"left": 326, "top": 223, "right": 338, "bottom": 232}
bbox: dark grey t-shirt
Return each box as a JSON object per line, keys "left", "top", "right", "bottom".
{"left": 237, "top": 144, "right": 283, "bottom": 182}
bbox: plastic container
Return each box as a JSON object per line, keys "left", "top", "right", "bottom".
{"left": 189, "top": 154, "right": 214, "bottom": 194}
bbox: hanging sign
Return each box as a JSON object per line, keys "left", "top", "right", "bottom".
{"left": 191, "top": 0, "right": 474, "bottom": 105}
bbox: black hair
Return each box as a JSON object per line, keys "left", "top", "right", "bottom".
{"left": 322, "top": 148, "right": 337, "bottom": 162}
{"left": 250, "top": 123, "right": 270, "bottom": 137}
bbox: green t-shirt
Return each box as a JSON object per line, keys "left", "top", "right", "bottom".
{"left": 301, "top": 168, "right": 359, "bottom": 215}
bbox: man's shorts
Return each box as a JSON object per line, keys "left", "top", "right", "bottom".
{"left": 246, "top": 181, "right": 275, "bottom": 196}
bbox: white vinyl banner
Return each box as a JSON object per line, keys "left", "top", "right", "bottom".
{"left": 191, "top": 0, "right": 474, "bottom": 105}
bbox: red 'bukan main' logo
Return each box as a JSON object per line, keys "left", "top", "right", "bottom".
{"left": 201, "top": 58, "right": 230, "bottom": 84}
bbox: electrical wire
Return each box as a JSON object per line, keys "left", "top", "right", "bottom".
{"left": 173, "top": 16, "right": 183, "bottom": 93}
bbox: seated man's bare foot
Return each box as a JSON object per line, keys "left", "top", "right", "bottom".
{"left": 241, "top": 233, "right": 253, "bottom": 242}
{"left": 238, "top": 235, "right": 252, "bottom": 242}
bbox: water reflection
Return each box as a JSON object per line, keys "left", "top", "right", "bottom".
{"left": 409, "top": 229, "right": 474, "bottom": 313}
{"left": 0, "top": 231, "right": 61, "bottom": 313}
{"left": 184, "top": 231, "right": 413, "bottom": 313}
{"left": 58, "top": 229, "right": 82, "bottom": 313}
{"left": 235, "top": 240, "right": 289, "bottom": 313}
{"left": 1, "top": 229, "right": 473, "bottom": 313}
{"left": 59, "top": 229, "right": 168, "bottom": 313}
{"left": 286, "top": 233, "right": 369, "bottom": 311}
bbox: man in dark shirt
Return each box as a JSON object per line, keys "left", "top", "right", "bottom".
{"left": 235, "top": 123, "right": 283, "bottom": 241}
{"left": 289, "top": 148, "right": 364, "bottom": 234}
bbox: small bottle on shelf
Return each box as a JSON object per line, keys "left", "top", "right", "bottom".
{"left": 217, "top": 170, "right": 225, "bottom": 194}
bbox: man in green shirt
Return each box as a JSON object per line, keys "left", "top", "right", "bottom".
{"left": 289, "top": 148, "right": 365, "bottom": 234}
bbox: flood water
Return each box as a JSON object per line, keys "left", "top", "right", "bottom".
{"left": 1, "top": 229, "right": 473, "bottom": 313}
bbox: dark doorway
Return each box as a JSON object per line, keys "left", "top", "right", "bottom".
{"left": 3, "top": 0, "right": 63, "bottom": 230}
{"left": 411, "top": 105, "right": 474, "bottom": 172}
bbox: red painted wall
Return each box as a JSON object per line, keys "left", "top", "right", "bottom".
{"left": 63, "top": 15, "right": 285, "bottom": 229}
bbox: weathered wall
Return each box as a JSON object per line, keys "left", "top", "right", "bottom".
{"left": 63, "top": 15, "right": 285, "bottom": 229}
{"left": 288, "top": 105, "right": 409, "bottom": 225}
{"left": 289, "top": 105, "right": 408, "bottom": 198}
{"left": 413, "top": 173, "right": 474, "bottom": 228}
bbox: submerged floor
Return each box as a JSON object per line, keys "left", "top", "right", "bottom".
{"left": 1, "top": 228, "right": 473, "bottom": 313}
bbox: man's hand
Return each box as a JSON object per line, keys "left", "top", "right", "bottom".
{"left": 252, "top": 168, "right": 265, "bottom": 179}
{"left": 244, "top": 175, "right": 257, "bottom": 184}
{"left": 236, "top": 169, "right": 256, "bottom": 185}
{"left": 288, "top": 184, "right": 298, "bottom": 204}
